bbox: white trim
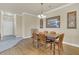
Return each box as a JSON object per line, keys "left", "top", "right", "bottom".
{"left": 14, "top": 14, "right": 16, "bottom": 36}
{"left": 1, "top": 11, "right": 3, "bottom": 40}
{"left": 22, "top": 14, "right": 24, "bottom": 38}
{"left": 63, "top": 42, "right": 79, "bottom": 48}
{"left": 23, "top": 36, "right": 31, "bottom": 39}
{"left": 2, "top": 12, "right": 14, "bottom": 16}
{"left": 22, "top": 12, "right": 37, "bottom": 17}
{"left": 45, "top": 3, "right": 75, "bottom": 14}
{"left": 15, "top": 13, "right": 23, "bottom": 16}
{"left": 16, "top": 36, "right": 23, "bottom": 37}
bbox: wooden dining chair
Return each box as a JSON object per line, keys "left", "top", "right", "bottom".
{"left": 38, "top": 33, "right": 46, "bottom": 49}
{"left": 46, "top": 31, "right": 57, "bottom": 54}
{"left": 32, "top": 32, "right": 39, "bottom": 48}
{"left": 55, "top": 33, "right": 64, "bottom": 54}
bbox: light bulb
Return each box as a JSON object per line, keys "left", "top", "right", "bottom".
{"left": 37, "top": 14, "right": 46, "bottom": 19}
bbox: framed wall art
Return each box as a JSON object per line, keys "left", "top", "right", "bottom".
{"left": 67, "top": 11, "right": 76, "bottom": 29}
{"left": 46, "top": 16, "right": 60, "bottom": 28}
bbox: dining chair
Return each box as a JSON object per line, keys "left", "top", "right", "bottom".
{"left": 55, "top": 33, "right": 64, "bottom": 54}
{"left": 46, "top": 31, "right": 56, "bottom": 48}
{"left": 38, "top": 33, "right": 46, "bottom": 49}
{"left": 46, "top": 31, "right": 57, "bottom": 54}
{"left": 32, "top": 32, "right": 39, "bottom": 48}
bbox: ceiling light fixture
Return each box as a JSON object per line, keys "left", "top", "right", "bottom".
{"left": 37, "top": 3, "right": 46, "bottom": 19}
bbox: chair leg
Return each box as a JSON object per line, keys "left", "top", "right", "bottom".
{"left": 53, "top": 43, "right": 55, "bottom": 55}
{"left": 59, "top": 43, "right": 64, "bottom": 51}
{"left": 50, "top": 42, "right": 52, "bottom": 54}
{"left": 58, "top": 44, "right": 60, "bottom": 55}
{"left": 45, "top": 43, "right": 47, "bottom": 49}
{"left": 50, "top": 42, "right": 52, "bottom": 50}
{"left": 43, "top": 43, "right": 46, "bottom": 49}
{"left": 32, "top": 39, "right": 35, "bottom": 47}
{"left": 61, "top": 44, "right": 64, "bottom": 51}
{"left": 60, "top": 44, "right": 64, "bottom": 55}
{"left": 37, "top": 39, "right": 40, "bottom": 48}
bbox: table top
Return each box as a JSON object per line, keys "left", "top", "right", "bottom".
{"left": 46, "top": 33, "right": 59, "bottom": 41}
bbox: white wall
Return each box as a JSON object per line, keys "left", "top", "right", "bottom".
{"left": 22, "top": 14, "right": 40, "bottom": 38}
{"left": 15, "top": 15, "right": 22, "bottom": 37}
{"left": 0, "top": 12, "right": 1, "bottom": 40}
{"left": 39, "top": 4, "right": 79, "bottom": 45}
{"left": 0, "top": 12, "right": 1, "bottom": 34}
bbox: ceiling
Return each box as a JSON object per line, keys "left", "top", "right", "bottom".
{"left": 0, "top": 3, "right": 68, "bottom": 15}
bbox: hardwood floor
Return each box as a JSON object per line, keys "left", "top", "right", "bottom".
{"left": 0, "top": 38, "right": 79, "bottom": 55}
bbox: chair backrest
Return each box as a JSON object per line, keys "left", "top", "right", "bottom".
{"left": 32, "top": 32, "right": 36, "bottom": 38}
{"left": 59, "top": 33, "right": 64, "bottom": 43}
{"left": 44, "top": 31, "right": 48, "bottom": 33}
{"left": 50, "top": 31, "right": 56, "bottom": 34}
{"left": 44, "top": 31, "right": 48, "bottom": 35}
{"left": 31, "top": 29, "right": 38, "bottom": 35}
{"left": 50, "top": 31, "right": 56, "bottom": 37}
{"left": 38, "top": 33, "right": 46, "bottom": 43}
{"left": 31, "top": 28, "right": 39, "bottom": 38}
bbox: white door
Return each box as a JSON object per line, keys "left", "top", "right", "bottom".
{"left": 2, "top": 15, "right": 14, "bottom": 36}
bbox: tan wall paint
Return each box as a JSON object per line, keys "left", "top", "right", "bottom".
{"left": 15, "top": 15, "right": 22, "bottom": 37}
{"left": 39, "top": 4, "right": 79, "bottom": 45}
{"left": 22, "top": 14, "right": 40, "bottom": 38}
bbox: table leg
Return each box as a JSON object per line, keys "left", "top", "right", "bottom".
{"left": 53, "top": 42, "right": 55, "bottom": 55}
{"left": 50, "top": 42, "right": 52, "bottom": 50}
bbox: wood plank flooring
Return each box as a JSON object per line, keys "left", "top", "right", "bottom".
{"left": 0, "top": 38, "right": 79, "bottom": 55}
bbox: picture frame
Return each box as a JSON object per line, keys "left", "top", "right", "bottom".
{"left": 46, "top": 16, "right": 60, "bottom": 28}
{"left": 67, "top": 11, "right": 76, "bottom": 29}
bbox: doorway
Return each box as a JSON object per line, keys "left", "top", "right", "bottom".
{"left": 2, "top": 13, "right": 15, "bottom": 37}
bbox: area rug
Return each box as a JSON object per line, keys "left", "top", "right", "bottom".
{"left": 0, "top": 35, "right": 23, "bottom": 53}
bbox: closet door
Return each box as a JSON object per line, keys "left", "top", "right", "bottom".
{"left": 2, "top": 15, "right": 14, "bottom": 36}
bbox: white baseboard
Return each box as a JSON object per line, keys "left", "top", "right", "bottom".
{"left": 16, "top": 36, "right": 22, "bottom": 37}
{"left": 16, "top": 35, "right": 31, "bottom": 39}
{"left": 63, "top": 42, "right": 79, "bottom": 48}
{"left": 23, "top": 36, "right": 31, "bottom": 39}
